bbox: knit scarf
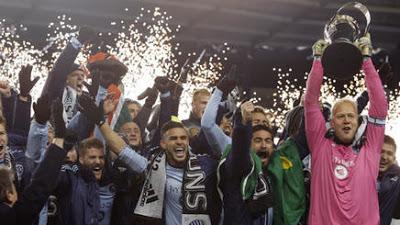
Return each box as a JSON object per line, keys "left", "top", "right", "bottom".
{"left": 217, "top": 145, "right": 272, "bottom": 216}
{"left": 218, "top": 145, "right": 269, "bottom": 200}
{"left": 134, "top": 152, "right": 211, "bottom": 225}
{"left": 62, "top": 86, "right": 77, "bottom": 125}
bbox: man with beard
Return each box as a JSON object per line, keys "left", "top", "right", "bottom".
{"left": 378, "top": 135, "right": 400, "bottom": 225}
{"left": 76, "top": 75, "right": 220, "bottom": 225}
{"left": 67, "top": 94, "right": 149, "bottom": 225}
{"left": 51, "top": 94, "right": 148, "bottom": 225}
{"left": 52, "top": 131, "right": 147, "bottom": 225}
{"left": 132, "top": 121, "right": 222, "bottom": 225}
{"left": 218, "top": 101, "right": 274, "bottom": 225}
{"left": 52, "top": 138, "right": 104, "bottom": 225}
{"left": 304, "top": 35, "right": 388, "bottom": 225}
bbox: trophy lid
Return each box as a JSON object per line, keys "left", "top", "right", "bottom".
{"left": 324, "top": 2, "right": 371, "bottom": 43}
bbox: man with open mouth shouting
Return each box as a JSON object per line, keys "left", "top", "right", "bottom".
{"left": 218, "top": 101, "right": 274, "bottom": 225}
{"left": 133, "top": 120, "right": 222, "bottom": 225}
{"left": 304, "top": 35, "right": 388, "bottom": 225}
{"left": 377, "top": 135, "right": 400, "bottom": 225}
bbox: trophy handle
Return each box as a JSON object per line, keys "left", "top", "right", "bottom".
{"left": 324, "top": 2, "right": 371, "bottom": 42}
{"left": 337, "top": 2, "right": 371, "bottom": 37}
{"left": 324, "top": 16, "right": 337, "bottom": 43}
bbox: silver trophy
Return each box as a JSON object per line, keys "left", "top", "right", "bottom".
{"left": 321, "top": 2, "right": 371, "bottom": 79}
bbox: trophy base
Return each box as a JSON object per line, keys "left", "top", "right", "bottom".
{"left": 321, "top": 42, "right": 363, "bottom": 80}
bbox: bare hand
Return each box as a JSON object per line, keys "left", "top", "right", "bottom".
{"left": 103, "top": 92, "right": 118, "bottom": 114}
{"left": 240, "top": 101, "right": 254, "bottom": 124}
{"left": 0, "top": 80, "right": 11, "bottom": 98}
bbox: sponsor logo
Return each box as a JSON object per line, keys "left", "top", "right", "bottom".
{"left": 334, "top": 164, "right": 349, "bottom": 180}
{"left": 184, "top": 155, "right": 207, "bottom": 211}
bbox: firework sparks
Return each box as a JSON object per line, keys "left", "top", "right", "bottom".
{"left": 272, "top": 67, "right": 400, "bottom": 128}
{"left": 0, "top": 19, "right": 50, "bottom": 104}
{"left": 0, "top": 8, "right": 229, "bottom": 119}
{"left": 110, "top": 7, "right": 179, "bottom": 104}
{"left": 176, "top": 46, "right": 231, "bottom": 117}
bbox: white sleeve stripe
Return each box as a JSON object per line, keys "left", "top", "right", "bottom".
{"left": 367, "top": 116, "right": 386, "bottom": 126}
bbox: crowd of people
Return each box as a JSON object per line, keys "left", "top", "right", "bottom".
{"left": 0, "top": 26, "right": 399, "bottom": 225}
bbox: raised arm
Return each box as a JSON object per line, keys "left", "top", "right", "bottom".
{"left": 135, "top": 86, "right": 158, "bottom": 136}
{"left": 41, "top": 39, "right": 81, "bottom": 100}
{"left": 201, "top": 88, "right": 232, "bottom": 154}
{"left": 14, "top": 98, "right": 72, "bottom": 225}
{"left": 99, "top": 123, "right": 148, "bottom": 173}
{"left": 363, "top": 58, "right": 387, "bottom": 119}
{"left": 41, "top": 27, "right": 94, "bottom": 101}
{"left": 15, "top": 141, "right": 66, "bottom": 225}
{"left": 224, "top": 102, "right": 253, "bottom": 179}
{"left": 25, "top": 95, "right": 51, "bottom": 166}
{"left": 148, "top": 76, "right": 182, "bottom": 147}
{"left": 304, "top": 40, "right": 328, "bottom": 154}
{"left": 362, "top": 60, "right": 388, "bottom": 156}
{"left": 353, "top": 34, "right": 388, "bottom": 155}
{"left": 78, "top": 94, "right": 148, "bottom": 174}
{"left": 1, "top": 65, "right": 38, "bottom": 137}
{"left": 1, "top": 89, "right": 32, "bottom": 137}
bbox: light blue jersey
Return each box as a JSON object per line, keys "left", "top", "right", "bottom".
{"left": 165, "top": 164, "right": 183, "bottom": 225}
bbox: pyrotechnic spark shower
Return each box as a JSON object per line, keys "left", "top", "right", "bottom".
{"left": 272, "top": 67, "right": 400, "bottom": 127}
{"left": 0, "top": 19, "right": 50, "bottom": 104}
{"left": 0, "top": 8, "right": 230, "bottom": 119}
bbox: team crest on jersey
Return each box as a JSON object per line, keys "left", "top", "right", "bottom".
{"left": 334, "top": 164, "right": 349, "bottom": 180}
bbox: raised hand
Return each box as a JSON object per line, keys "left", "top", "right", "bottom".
{"left": 154, "top": 76, "right": 170, "bottom": 94}
{"left": 0, "top": 80, "right": 11, "bottom": 98}
{"left": 83, "top": 75, "right": 100, "bottom": 98}
{"left": 77, "top": 26, "right": 96, "bottom": 45}
{"left": 103, "top": 92, "right": 118, "bottom": 114}
{"left": 140, "top": 86, "right": 158, "bottom": 108}
{"left": 240, "top": 101, "right": 254, "bottom": 125}
{"left": 51, "top": 98, "right": 66, "bottom": 138}
{"left": 18, "top": 65, "right": 39, "bottom": 98}
{"left": 78, "top": 94, "right": 105, "bottom": 126}
{"left": 217, "top": 65, "right": 238, "bottom": 95}
{"left": 33, "top": 94, "right": 51, "bottom": 125}
{"left": 312, "top": 39, "right": 329, "bottom": 58}
{"left": 355, "top": 33, "right": 372, "bottom": 57}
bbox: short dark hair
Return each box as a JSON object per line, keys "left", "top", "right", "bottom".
{"left": 285, "top": 106, "right": 304, "bottom": 138}
{"left": 252, "top": 124, "right": 275, "bottom": 137}
{"left": 78, "top": 138, "right": 104, "bottom": 157}
{"left": 125, "top": 99, "right": 142, "bottom": 108}
{"left": 161, "top": 121, "right": 188, "bottom": 138}
{"left": 0, "top": 166, "right": 14, "bottom": 203}
{"left": 384, "top": 135, "right": 397, "bottom": 152}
